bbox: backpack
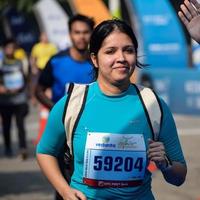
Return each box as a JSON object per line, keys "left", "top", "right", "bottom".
{"left": 62, "top": 83, "right": 163, "bottom": 157}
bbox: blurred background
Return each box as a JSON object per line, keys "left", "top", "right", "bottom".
{"left": 1, "top": 0, "right": 200, "bottom": 115}
{"left": 0, "top": 0, "right": 200, "bottom": 200}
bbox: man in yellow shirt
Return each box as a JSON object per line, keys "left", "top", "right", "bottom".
{"left": 30, "top": 32, "right": 57, "bottom": 102}
{"left": 30, "top": 32, "right": 57, "bottom": 71}
{"left": 30, "top": 32, "right": 57, "bottom": 144}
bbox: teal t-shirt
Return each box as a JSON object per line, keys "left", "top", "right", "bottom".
{"left": 37, "top": 81, "right": 186, "bottom": 200}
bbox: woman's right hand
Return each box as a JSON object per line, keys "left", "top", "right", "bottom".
{"left": 36, "top": 154, "right": 87, "bottom": 200}
{"left": 62, "top": 187, "right": 87, "bottom": 200}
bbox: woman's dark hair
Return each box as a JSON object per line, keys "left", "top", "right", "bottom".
{"left": 89, "top": 19, "right": 145, "bottom": 80}
{"left": 68, "top": 14, "right": 95, "bottom": 32}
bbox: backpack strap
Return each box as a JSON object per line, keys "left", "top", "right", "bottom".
{"left": 134, "top": 84, "right": 163, "bottom": 141}
{"left": 63, "top": 83, "right": 162, "bottom": 155}
{"left": 63, "top": 83, "right": 89, "bottom": 155}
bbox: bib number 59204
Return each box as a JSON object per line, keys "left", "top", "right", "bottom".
{"left": 93, "top": 155, "right": 143, "bottom": 172}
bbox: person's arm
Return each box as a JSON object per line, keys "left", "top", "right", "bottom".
{"left": 148, "top": 139, "right": 187, "bottom": 186}
{"left": 148, "top": 99, "right": 187, "bottom": 186}
{"left": 37, "top": 154, "right": 86, "bottom": 200}
{"left": 30, "top": 45, "right": 40, "bottom": 75}
{"left": 35, "top": 60, "right": 54, "bottom": 109}
{"left": 35, "top": 84, "right": 54, "bottom": 109}
{"left": 160, "top": 161, "right": 186, "bottom": 186}
{"left": 36, "top": 96, "right": 87, "bottom": 200}
{"left": 178, "top": 0, "right": 200, "bottom": 43}
{"left": 29, "top": 46, "right": 40, "bottom": 105}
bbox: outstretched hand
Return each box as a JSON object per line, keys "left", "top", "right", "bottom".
{"left": 178, "top": 0, "right": 200, "bottom": 43}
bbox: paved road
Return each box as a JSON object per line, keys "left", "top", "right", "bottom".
{"left": 0, "top": 106, "right": 199, "bottom": 200}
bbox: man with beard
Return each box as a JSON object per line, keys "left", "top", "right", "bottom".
{"left": 35, "top": 14, "right": 95, "bottom": 200}
{"left": 35, "top": 14, "right": 95, "bottom": 110}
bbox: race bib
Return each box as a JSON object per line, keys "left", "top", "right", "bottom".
{"left": 83, "top": 132, "right": 147, "bottom": 188}
{"left": 4, "top": 71, "right": 24, "bottom": 90}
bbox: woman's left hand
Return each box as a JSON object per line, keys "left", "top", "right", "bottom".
{"left": 147, "top": 139, "right": 168, "bottom": 169}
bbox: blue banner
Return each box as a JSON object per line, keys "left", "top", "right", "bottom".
{"left": 139, "top": 69, "right": 200, "bottom": 115}
{"left": 129, "top": 0, "right": 188, "bottom": 69}
{"left": 3, "top": 7, "right": 38, "bottom": 53}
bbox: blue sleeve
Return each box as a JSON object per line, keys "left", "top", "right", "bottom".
{"left": 36, "top": 95, "right": 67, "bottom": 157}
{"left": 159, "top": 99, "right": 186, "bottom": 165}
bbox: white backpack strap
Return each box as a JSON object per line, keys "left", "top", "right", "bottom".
{"left": 63, "top": 83, "right": 88, "bottom": 155}
{"left": 134, "top": 84, "right": 162, "bottom": 141}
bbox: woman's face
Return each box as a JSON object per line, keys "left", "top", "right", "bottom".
{"left": 91, "top": 30, "right": 136, "bottom": 87}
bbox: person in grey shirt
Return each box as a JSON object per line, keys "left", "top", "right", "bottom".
{"left": 0, "top": 38, "right": 29, "bottom": 160}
